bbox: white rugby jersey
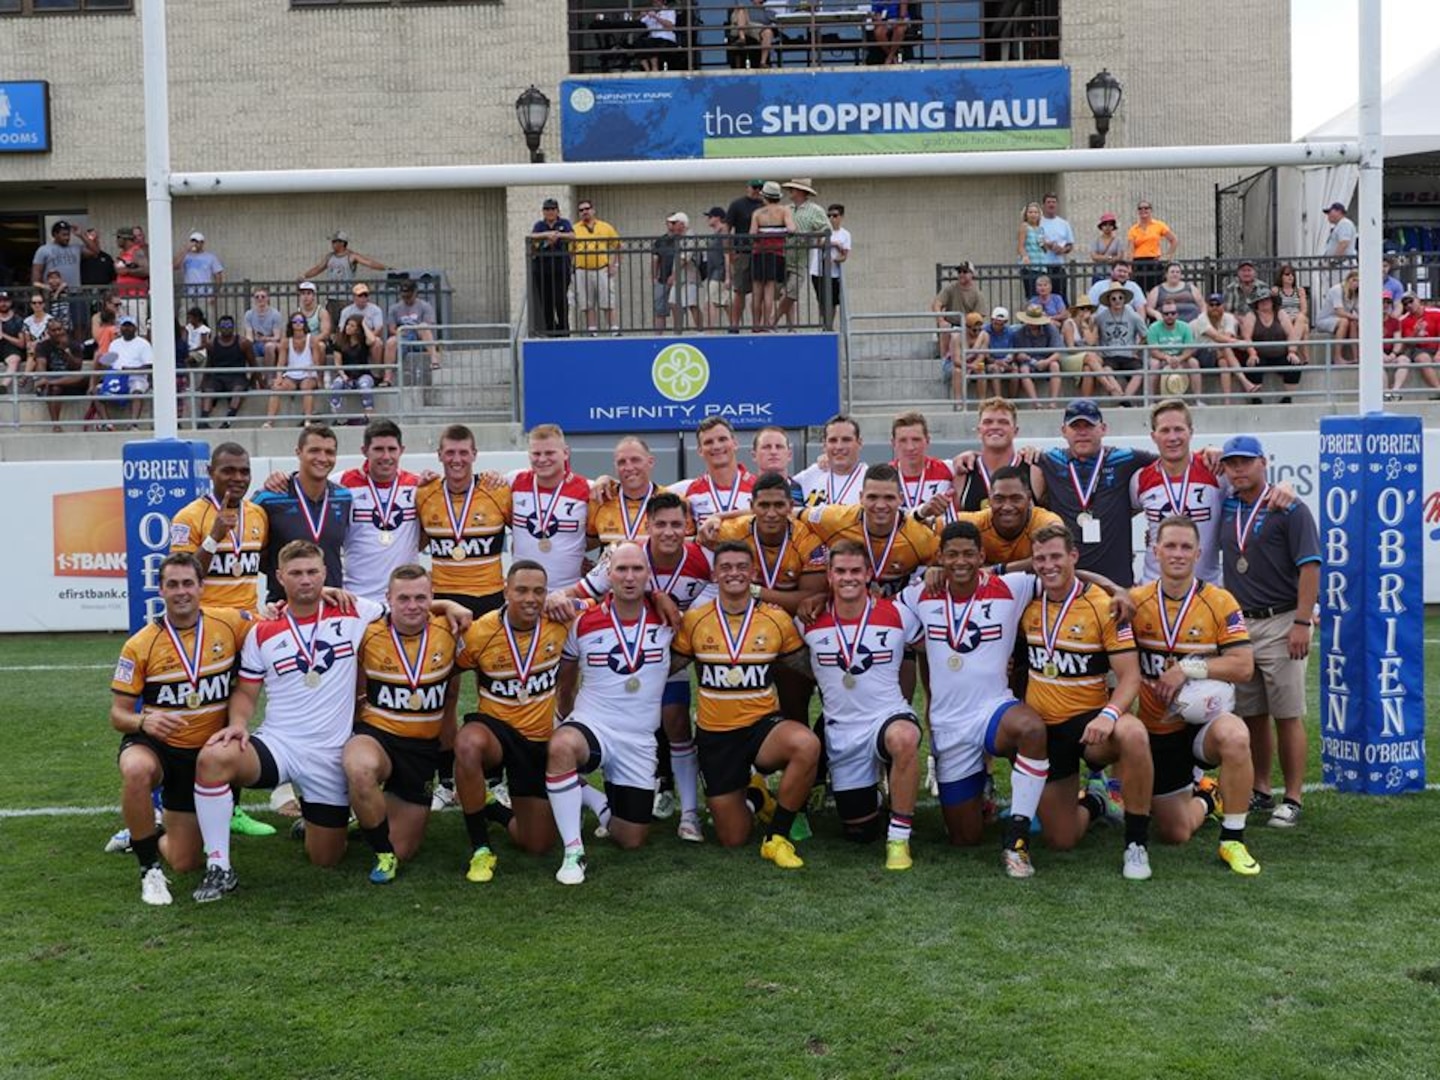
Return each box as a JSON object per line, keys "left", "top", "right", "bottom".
{"left": 793, "top": 462, "right": 867, "bottom": 508}
{"left": 901, "top": 572, "right": 1036, "bottom": 726}
{"left": 510, "top": 470, "right": 591, "bottom": 591}
{"left": 240, "top": 596, "right": 385, "bottom": 751}
{"left": 564, "top": 598, "right": 674, "bottom": 734}
{"left": 340, "top": 467, "right": 421, "bottom": 602}
{"left": 578, "top": 539, "right": 716, "bottom": 612}
{"left": 893, "top": 456, "right": 955, "bottom": 511}
{"left": 801, "top": 597, "right": 920, "bottom": 729}
{"left": 668, "top": 470, "right": 755, "bottom": 521}
{"left": 1130, "top": 454, "right": 1225, "bottom": 584}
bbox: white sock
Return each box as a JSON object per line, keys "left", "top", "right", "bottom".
{"left": 546, "top": 771, "right": 585, "bottom": 852}
{"left": 1222, "top": 812, "right": 1248, "bottom": 832}
{"left": 580, "top": 782, "right": 611, "bottom": 829}
{"left": 671, "top": 739, "right": 700, "bottom": 817}
{"left": 887, "top": 811, "right": 913, "bottom": 843}
{"left": 1010, "top": 755, "right": 1050, "bottom": 822}
{"left": 194, "top": 781, "right": 234, "bottom": 870}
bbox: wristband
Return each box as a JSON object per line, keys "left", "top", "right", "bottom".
{"left": 1293, "top": 618, "right": 1312, "bottom": 627}
{"left": 1178, "top": 656, "right": 1209, "bottom": 680}
{"left": 1098, "top": 706, "right": 1120, "bottom": 725}
{"left": 201, "top": 535, "right": 220, "bottom": 554}
{"left": 997, "top": 563, "right": 1007, "bottom": 575}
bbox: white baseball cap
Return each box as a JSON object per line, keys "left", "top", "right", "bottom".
{"left": 991, "top": 306, "right": 1010, "bottom": 320}
{"left": 189, "top": 231, "right": 205, "bottom": 242}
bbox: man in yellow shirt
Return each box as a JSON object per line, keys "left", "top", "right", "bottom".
{"left": 571, "top": 200, "right": 620, "bottom": 335}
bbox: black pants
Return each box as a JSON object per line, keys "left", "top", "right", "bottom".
{"left": 533, "top": 261, "right": 571, "bottom": 336}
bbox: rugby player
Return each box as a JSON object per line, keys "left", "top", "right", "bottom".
{"left": 109, "top": 554, "right": 252, "bottom": 905}
{"left": 793, "top": 413, "right": 867, "bottom": 509}
{"left": 670, "top": 416, "right": 755, "bottom": 522}
{"left": 749, "top": 425, "right": 805, "bottom": 504}
{"left": 799, "top": 541, "right": 922, "bottom": 871}
{"left": 414, "top": 424, "right": 511, "bottom": 618}
{"left": 1130, "top": 516, "right": 1260, "bottom": 876}
{"left": 916, "top": 465, "right": 1061, "bottom": 568}
{"left": 254, "top": 424, "right": 352, "bottom": 604}
{"left": 951, "top": 397, "right": 1031, "bottom": 513}
{"left": 452, "top": 560, "right": 570, "bottom": 882}
{"left": 805, "top": 465, "right": 938, "bottom": 599}
{"left": 672, "top": 542, "right": 818, "bottom": 869}
{"left": 344, "top": 565, "right": 460, "bottom": 884}
{"left": 338, "top": 419, "right": 422, "bottom": 604}
{"left": 889, "top": 411, "right": 954, "bottom": 512}
{"left": 588, "top": 435, "right": 658, "bottom": 547}
{"left": 546, "top": 542, "right": 675, "bottom": 884}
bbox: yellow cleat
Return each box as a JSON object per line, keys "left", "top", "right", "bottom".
{"left": 885, "top": 839, "right": 913, "bottom": 871}
{"left": 747, "top": 772, "right": 777, "bottom": 826}
{"left": 759, "top": 833, "right": 804, "bottom": 869}
{"left": 465, "top": 846, "right": 497, "bottom": 883}
{"left": 1218, "top": 839, "right": 1261, "bottom": 876}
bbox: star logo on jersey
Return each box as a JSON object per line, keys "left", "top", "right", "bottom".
{"left": 296, "top": 640, "right": 337, "bottom": 674}
{"left": 651, "top": 343, "right": 710, "bottom": 401}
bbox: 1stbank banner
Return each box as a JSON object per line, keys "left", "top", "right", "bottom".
{"left": 561, "top": 66, "right": 1070, "bottom": 160}
{"left": 522, "top": 335, "right": 839, "bottom": 432}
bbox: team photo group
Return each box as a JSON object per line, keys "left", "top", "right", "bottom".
{"left": 109, "top": 396, "right": 1320, "bottom": 906}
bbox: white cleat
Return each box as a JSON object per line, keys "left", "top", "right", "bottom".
{"left": 104, "top": 827, "right": 132, "bottom": 854}
{"left": 677, "top": 812, "right": 704, "bottom": 843}
{"left": 652, "top": 789, "right": 677, "bottom": 820}
{"left": 555, "top": 849, "right": 587, "bottom": 886}
{"left": 1122, "top": 842, "right": 1153, "bottom": 881}
{"left": 430, "top": 782, "right": 457, "bottom": 812}
{"left": 140, "top": 865, "right": 174, "bottom": 906}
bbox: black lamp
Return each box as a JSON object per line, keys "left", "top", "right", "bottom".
{"left": 1085, "top": 69, "right": 1123, "bottom": 149}
{"left": 515, "top": 85, "right": 550, "bottom": 164}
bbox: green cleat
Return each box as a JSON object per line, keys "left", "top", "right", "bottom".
{"left": 230, "top": 807, "right": 277, "bottom": 837}
{"left": 885, "top": 839, "right": 913, "bottom": 871}
{"left": 369, "top": 852, "right": 398, "bottom": 885}
{"left": 465, "top": 846, "right": 497, "bottom": 883}
{"left": 788, "top": 811, "right": 813, "bottom": 843}
{"left": 1218, "top": 839, "right": 1261, "bottom": 876}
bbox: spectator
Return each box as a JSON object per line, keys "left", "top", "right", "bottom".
{"left": 1146, "top": 262, "right": 1204, "bottom": 323}
{"left": 114, "top": 225, "right": 150, "bottom": 327}
{"left": 1145, "top": 301, "right": 1199, "bottom": 399}
{"left": 1087, "top": 260, "right": 1146, "bottom": 313}
{"left": 330, "top": 314, "right": 381, "bottom": 422}
{"left": 1017, "top": 201, "right": 1045, "bottom": 297}
{"left": 950, "top": 310, "right": 990, "bottom": 401}
{"left": 1320, "top": 201, "right": 1355, "bottom": 268}
{"left": 31, "top": 220, "right": 83, "bottom": 291}
{"left": 265, "top": 312, "right": 323, "bottom": 427}
{"left": 183, "top": 306, "right": 211, "bottom": 367}
{"left": 1037, "top": 191, "right": 1075, "bottom": 301}
{"left": 665, "top": 212, "right": 704, "bottom": 332}
{"left": 1380, "top": 255, "right": 1404, "bottom": 317}
{"left": 1064, "top": 295, "right": 1101, "bottom": 397}
{"left": 243, "top": 287, "right": 285, "bottom": 371}
{"left": 638, "top": 0, "right": 679, "bottom": 71}
{"left": 0, "top": 291, "right": 24, "bottom": 390}
{"left": 30, "top": 321, "right": 87, "bottom": 431}
{"left": 1222, "top": 259, "right": 1263, "bottom": 320}
{"left": 572, "top": 199, "right": 621, "bottom": 336}
{"left": 174, "top": 232, "right": 224, "bottom": 301}
{"left": 1241, "top": 288, "right": 1302, "bottom": 402}
{"left": 871, "top": 2, "right": 912, "bottom": 64}
{"left": 95, "top": 314, "right": 153, "bottom": 428}
{"left": 777, "top": 178, "right": 829, "bottom": 330}
{"left": 296, "top": 280, "right": 333, "bottom": 341}
{"left": 385, "top": 277, "right": 440, "bottom": 380}
{"left": 1011, "top": 303, "right": 1063, "bottom": 403}
{"left": 979, "top": 306, "right": 1017, "bottom": 399}
{"left": 90, "top": 292, "right": 123, "bottom": 346}
{"left": 651, "top": 212, "right": 681, "bottom": 334}
{"left": 813, "top": 203, "right": 850, "bottom": 331}
{"left": 702, "top": 207, "right": 732, "bottom": 331}
{"left": 1090, "top": 284, "right": 1148, "bottom": 401}
{"left": 1028, "top": 273, "right": 1067, "bottom": 323}
{"left": 725, "top": 179, "right": 766, "bottom": 330}
{"left": 932, "top": 261, "right": 988, "bottom": 364}
{"left": 22, "top": 291, "right": 53, "bottom": 366}
{"left": 1381, "top": 295, "right": 1410, "bottom": 397}
{"left": 749, "top": 181, "right": 795, "bottom": 331}
{"left": 301, "top": 231, "right": 388, "bottom": 284}
{"left": 42, "top": 270, "right": 73, "bottom": 331}
{"left": 529, "top": 198, "right": 574, "bottom": 336}
{"left": 729, "top": 0, "right": 777, "bottom": 68}
{"left": 79, "top": 226, "right": 117, "bottom": 288}
{"left": 1272, "top": 263, "right": 1309, "bottom": 360}
{"left": 197, "top": 315, "right": 250, "bottom": 428}
{"left": 1124, "top": 199, "right": 1177, "bottom": 292}
{"left": 1394, "top": 292, "right": 1440, "bottom": 397}
{"left": 1190, "top": 292, "right": 1257, "bottom": 404}
{"left": 1314, "top": 269, "right": 1358, "bottom": 363}
{"left": 1089, "top": 211, "right": 1123, "bottom": 284}
{"left": 337, "top": 282, "right": 386, "bottom": 363}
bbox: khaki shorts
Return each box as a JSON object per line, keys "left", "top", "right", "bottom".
{"left": 704, "top": 278, "right": 731, "bottom": 309}
{"left": 783, "top": 264, "right": 805, "bottom": 301}
{"left": 668, "top": 282, "right": 701, "bottom": 309}
{"left": 574, "top": 267, "right": 612, "bottom": 310}
{"left": 1233, "top": 610, "right": 1308, "bottom": 719}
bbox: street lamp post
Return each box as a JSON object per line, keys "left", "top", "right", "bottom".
{"left": 515, "top": 85, "right": 551, "bottom": 164}
{"left": 1085, "top": 69, "right": 1123, "bottom": 149}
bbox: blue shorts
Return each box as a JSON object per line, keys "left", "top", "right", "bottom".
{"left": 872, "top": 3, "right": 904, "bottom": 18}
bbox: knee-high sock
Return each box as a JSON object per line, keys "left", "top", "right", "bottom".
{"left": 1010, "top": 755, "right": 1050, "bottom": 823}
{"left": 580, "top": 782, "right": 611, "bottom": 829}
{"left": 671, "top": 739, "right": 700, "bottom": 816}
{"left": 547, "top": 771, "right": 585, "bottom": 852}
{"left": 194, "top": 781, "right": 234, "bottom": 870}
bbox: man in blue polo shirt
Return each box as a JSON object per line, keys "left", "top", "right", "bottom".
{"left": 530, "top": 198, "right": 575, "bottom": 336}
{"left": 254, "top": 423, "right": 352, "bottom": 604}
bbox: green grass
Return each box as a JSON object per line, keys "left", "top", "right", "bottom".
{"left": 2, "top": 626, "right": 1439, "bottom": 1079}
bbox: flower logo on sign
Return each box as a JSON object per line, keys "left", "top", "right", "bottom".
{"left": 570, "top": 87, "right": 596, "bottom": 114}
{"left": 652, "top": 344, "right": 710, "bottom": 402}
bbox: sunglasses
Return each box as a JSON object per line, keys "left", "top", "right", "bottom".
{"left": 353, "top": 291, "right": 370, "bottom": 297}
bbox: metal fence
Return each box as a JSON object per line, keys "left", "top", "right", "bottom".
{"left": 566, "top": 0, "right": 1060, "bottom": 74}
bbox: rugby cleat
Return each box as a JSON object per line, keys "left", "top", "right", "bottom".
{"left": 759, "top": 834, "right": 804, "bottom": 869}
{"left": 489, "top": 782, "right": 511, "bottom": 810}
{"left": 230, "top": 807, "right": 276, "bottom": 837}
{"left": 555, "top": 849, "right": 588, "bottom": 886}
{"left": 1122, "top": 842, "right": 1153, "bottom": 881}
{"left": 192, "top": 865, "right": 239, "bottom": 903}
{"left": 1194, "top": 776, "right": 1222, "bottom": 822}
{"left": 465, "top": 846, "right": 497, "bottom": 883}
{"left": 677, "top": 812, "right": 704, "bottom": 843}
{"left": 140, "top": 865, "right": 173, "bottom": 906}
{"left": 1218, "top": 839, "right": 1261, "bottom": 876}
{"left": 747, "top": 773, "right": 776, "bottom": 826}
{"left": 430, "top": 782, "right": 458, "bottom": 812}
{"left": 652, "top": 788, "right": 677, "bottom": 820}
{"left": 1087, "top": 775, "right": 1125, "bottom": 825}
{"left": 369, "top": 852, "right": 398, "bottom": 885}
{"left": 104, "top": 827, "right": 133, "bottom": 854}
{"left": 1267, "top": 801, "right": 1301, "bottom": 829}
{"left": 1249, "top": 789, "right": 1276, "bottom": 814}
{"left": 1002, "top": 838, "right": 1035, "bottom": 879}
{"left": 789, "top": 812, "right": 813, "bottom": 843}
{"left": 885, "top": 839, "right": 913, "bottom": 872}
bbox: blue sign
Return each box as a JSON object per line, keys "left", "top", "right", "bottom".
{"left": 0, "top": 81, "right": 51, "bottom": 154}
{"left": 561, "top": 66, "right": 1070, "bottom": 161}
{"left": 522, "top": 335, "right": 839, "bottom": 433}
{"left": 1318, "top": 415, "right": 1426, "bottom": 795}
{"left": 122, "top": 439, "right": 211, "bottom": 631}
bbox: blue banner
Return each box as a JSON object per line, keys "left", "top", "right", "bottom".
{"left": 1318, "top": 415, "right": 1426, "bottom": 795}
{"left": 522, "top": 335, "right": 839, "bottom": 433}
{"left": 0, "top": 81, "right": 51, "bottom": 154}
{"left": 122, "top": 439, "right": 211, "bottom": 631}
{"left": 561, "top": 66, "right": 1070, "bottom": 161}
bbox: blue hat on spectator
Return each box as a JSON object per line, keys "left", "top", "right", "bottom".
{"left": 1220, "top": 435, "right": 1265, "bottom": 459}
{"left": 1063, "top": 399, "right": 1104, "bottom": 425}
{"left": 118, "top": 314, "right": 137, "bottom": 326}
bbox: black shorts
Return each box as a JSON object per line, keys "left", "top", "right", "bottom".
{"left": 118, "top": 732, "right": 200, "bottom": 813}
{"left": 566, "top": 720, "right": 653, "bottom": 826}
{"left": 353, "top": 721, "right": 440, "bottom": 807}
{"left": 201, "top": 371, "right": 249, "bottom": 396}
{"left": 437, "top": 590, "right": 505, "bottom": 620}
{"left": 695, "top": 715, "right": 781, "bottom": 797}
{"left": 1044, "top": 709, "right": 1102, "bottom": 783}
{"left": 1149, "top": 726, "right": 1216, "bottom": 797}
{"left": 466, "top": 712, "right": 548, "bottom": 798}
{"left": 1105, "top": 354, "right": 1142, "bottom": 372}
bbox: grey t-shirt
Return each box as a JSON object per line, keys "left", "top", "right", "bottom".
{"left": 339, "top": 302, "right": 386, "bottom": 336}
{"left": 1092, "top": 306, "right": 1148, "bottom": 357}
{"left": 387, "top": 298, "right": 436, "bottom": 334}
{"left": 1218, "top": 497, "right": 1321, "bottom": 610}
{"left": 32, "top": 240, "right": 82, "bottom": 288}
{"left": 243, "top": 306, "right": 283, "bottom": 340}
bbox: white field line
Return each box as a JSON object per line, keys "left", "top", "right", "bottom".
{"left": 0, "top": 664, "right": 113, "bottom": 672}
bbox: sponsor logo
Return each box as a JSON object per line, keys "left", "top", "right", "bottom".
{"left": 53, "top": 487, "right": 127, "bottom": 578}
{"left": 652, "top": 344, "right": 709, "bottom": 402}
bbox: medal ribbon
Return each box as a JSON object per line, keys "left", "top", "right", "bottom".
{"left": 531, "top": 473, "right": 566, "bottom": 539}
{"left": 944, "top": 585, "right": 982, "bottom": 654}
{"left": 387, "top": 618, "right": 430, "bottom": 692}
{"left": 207, "top": 493, "right": 245, "bottom": 554}
{"left": 1158, "top": 461, "right": 1192, "bottom": 517}
{"left": 608, "top": 600, "right": 648, "bottom": 674}
{"left": 898, "top": 466, "right": 925, "bottom": 510}
{"left": 752, "top": 520, "right": 791, "bottom": 590}
{"left": 832, "top": 598, "right": 873, "bottom": 674}
{"left": 1157, "top": 579, "right": 1201, "bottom": 656}
{"left": 444, "top": 476, "right": 479, "bottom": 550}
{"left": 284, "top": 609, "right": 321, "bottom": 672}
{"left": 1067, "top": 447, "right": 1108, "bottom": 514}
{"left": 977, "top": 452, "right": 1020, "bottom": 499}
{"left": 163, "top": 615, "right": 205, "bottom": 695}
{"left": 827, "top": 466, "right": 863, "bottom": 507}
{"left": 294, "top": 478, "right": 331, "bottom": 544}
{"left": 1040, "top": 579, "right": 1083, "bottom": 671}
{"left": 645, "top": 541, "right": 684, "bottom": 596}
{"left": 1234, "top": 483, "right": 1271, "bottom": 556}
{"left": 620, "top": 482, "right": 654, "bottom": 540}
{"left": 862, "top": 512, "right": 901, "bottom": 583}
{"left": 366, "top": 472, "right": 400, "bottom": 532}
{"left": 705, "top": 471, "right": 741, "bottom": 515}
{"left": 501, "top": 609, "right": 542, "bottom": 690}
{"left": 716, "top": 598, "right": 756, "bottom": 668}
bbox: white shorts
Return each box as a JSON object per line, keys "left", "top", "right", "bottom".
{"left": 930, "top": 696, "right": 1016, "bottom": 785}
{"left": 252, "top": 728, "right": 348, "bottom": 810}
{"left": 574, "top": 267, "right": 612, "bottom": 310}
{"left": 561, "top": 715, "right": 656, "bottom": 793}
{"left": 825, "top": 711, "right": 918, "bottom": 793}
{"left": 668, "top": 282, "right": 700, "bottom": 308}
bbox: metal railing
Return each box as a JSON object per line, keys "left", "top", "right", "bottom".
{"left": 566, "top": 1, "right": 1060, "bottom": 74}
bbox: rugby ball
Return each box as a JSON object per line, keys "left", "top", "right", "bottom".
{"left": 1168, "top": 678, "right": 1234, "bottom": 725}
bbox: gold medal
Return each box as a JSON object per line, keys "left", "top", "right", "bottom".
{"left": 624, "top": 676, "right": 641, "bottom": 693}
{"left": 725, "top": 665, "right": 745, "bottom": 687}
{"left": 947, "top": 655, "right": 962, "bottom": 671}
{"left": 538, "top": 538, "right": 553, "bottom": 553}
{"left": 450, "top": 543, "right": 467, "bottom": 561}
{"left": 842, "top": 673, "right": 857, "bottom": 690}
{"left": 184, "top": 690, "right": 201, "bottom": 710}
{"left": 379, "top": 532, "right": 394, "bottom": 547}
{"left": 1042, "top": 662, "right": 1058, "bottom": 679}
{"left": 517, "top": 688, "right": 531, "bottom": 705}
{"left": 1236, "top": 556, "right": 1249, "bottom": 574}
{"left": 303, "top": 670, "right": 322, "bottom": 689}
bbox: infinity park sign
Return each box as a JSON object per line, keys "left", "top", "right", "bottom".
{"left": 522, "top": 335, "right": 839, "bottom": 433}
{"left": 561, "top": 66, "right": 1070, "bottom": 160}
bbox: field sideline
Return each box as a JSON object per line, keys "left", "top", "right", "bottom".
{"left": 2, "top": 627, "right": 1437, "bottom": 1079}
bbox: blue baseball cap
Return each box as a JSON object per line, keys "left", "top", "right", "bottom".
{"left": 1062, "top": 399, "right": 1103, "bottom": 425}
{"left": 1220, "top": 435, "right": 1265, "bottom": 459}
